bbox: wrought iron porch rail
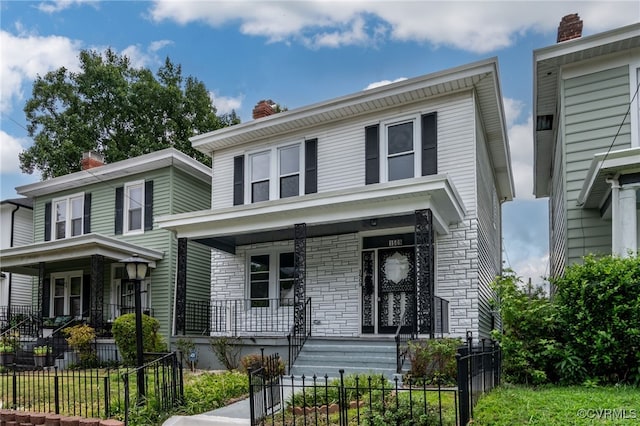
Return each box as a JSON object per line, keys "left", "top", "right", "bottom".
{"left": 209, "top": 298, "right": 298, "bottom": 336}
{"left": 286, "top": 297, "right": 311, "bottom": 374}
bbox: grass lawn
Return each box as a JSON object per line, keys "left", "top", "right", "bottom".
{"left": 472, "top": 384, "right": 640, "bottom": 425}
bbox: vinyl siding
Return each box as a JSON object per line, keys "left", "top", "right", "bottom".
{"left": 210, "top": 91, "right": 477, "bottom": 214}
{"left": 475, "top": 109, "right": 501, "bottom": 339}
{"left": 28, "top": 164, "right": 211, "bottom": 339}
{"left": 563, "top": 65, "right": 631, "bottom": 264}
{"left": 549, "top": 131, "right": 567, "bottom": 280}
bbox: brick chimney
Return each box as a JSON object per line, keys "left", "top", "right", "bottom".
{"left": 81, "top": 151, "right": 105, "bottom": 170}
{"left": 252, "top": 99, "right": 275, "bottom": 119}
{"left": 557, "top": 13, "right": 583, "bottom": 43}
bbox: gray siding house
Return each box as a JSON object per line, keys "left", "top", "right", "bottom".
{"left": 534, "top": 19, "right": 640, "bottom": 278}
{"left": 0, "top": 198, "right": 34, "bottom": 323}
{"left": 158, "top": 57, "right": 514, "bottom": 347}
{"left": 0, "top": 149, "right": 212, "bottom": 339}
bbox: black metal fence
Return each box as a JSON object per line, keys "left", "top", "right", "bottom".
{"left": 122, "top": 352, "right": 184, "bottom": 425}
{"left": 249, "top": 368, "right": 459, "bottom": 425}
{"left": 456, "top": 332, "right": 502, "bottom": 426}
{"left": 0, "top": 352, "right": 183, "bottom": 425}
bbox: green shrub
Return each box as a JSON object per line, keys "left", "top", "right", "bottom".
{"left": 209, "top": 336, "right": 242, "bottom": 370}
{"left": 552, "top": 255, "right": 640, "bottom": 385}
{"left": 240, "top": 353, "right": 285, "bottom": 379}
{"left": 182, "top": 371, "right": 248, "bottom": 414}
{"left": 112, "top": 313, "right": 167, "bottom": 365}
{"left": 406, "top": 338, "right": 461, "bottom": 385}
{"left": 490, "top": 270, "right": 558, "bottom": 385}
{"left": 64, "top": 324, "right": 98, "bottom": 367}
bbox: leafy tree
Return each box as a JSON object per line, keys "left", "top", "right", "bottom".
{"left": 21, "top": 48, "right": 239, "bottom": 178}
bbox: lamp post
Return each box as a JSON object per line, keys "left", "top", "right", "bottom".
{"left": 120, "top": 254, "right": 149, "bottom": 403}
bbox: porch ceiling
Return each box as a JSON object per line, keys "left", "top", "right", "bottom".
{"left": 578, "top": 147, "right": 640, "bottom": 209}
{"left": 157, "top": 174, "right": 466, "bottom": 253}
{"left": 0, "top": 233, "right": 163, "bottom": 275}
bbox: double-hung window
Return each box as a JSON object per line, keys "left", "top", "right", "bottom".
{"left": 50, "top": 271, "right": 83, "bottom": 318}
{"left": 124, "top": 181, "right": 144, "bottom": 233}
{"left": 383, "top": 117, "right": 419, "bottom": 182}
{"left": 248, "top": 252, "right": 295, "bottom": 307}
{"left": 249, "top": 152, "right": 271, "bottom": 202}
{"left": 52, "top": 193, "right": 84, "bottom": 240}
{"left": 247, "top": 143, "right": 302, "bottom": 203}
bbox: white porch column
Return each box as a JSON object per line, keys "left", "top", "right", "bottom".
{"left": 606, "top": 178, "right": 622, "bottom": 256}
{"left": 618, "top": 185, "right": 638, "bottom": 257}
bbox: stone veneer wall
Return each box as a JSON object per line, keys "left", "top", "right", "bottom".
{"left": 434, "top": 218, "right": 479, "bottom": 339}
{"left": 210, "top": 227, "right": 478, "bottom": 339}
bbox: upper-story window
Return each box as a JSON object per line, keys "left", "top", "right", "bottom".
{"left": 384, "top": 119, "right": 417, "bottom": 182}
{"left": 52, "top": 193, "right": 84, "bottom": 240}
{"left": 236, "top": 140, "right": 316, "bottom": 206}
{"left": 124, "top": 181, "right": 144, "bottom": 233}
{"left": 115, "top": 180, "right": 153, "bottom": 235}
{"left": 365, "top": 112, "right": 437, "bottom": 185}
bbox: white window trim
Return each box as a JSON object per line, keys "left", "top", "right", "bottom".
{"left": 50, "top": 270, "right": 83, "bottom": 319}
{"left": 124, "top": 180, "right": 145, "bottom": 235}
{"left": 245, "top": 142, "right": 305, "bottom": 204}
{"left": 246, "top": 249, "right": 295, "bottom": 308}
{"left": 51, "top": 192, "right": 84, "bottom": 240}
{"left": 380, "top": 115, "right": 422, "bottom": 183}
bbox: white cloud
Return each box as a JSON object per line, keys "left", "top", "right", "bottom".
{"left": 364, "top": 77, "right": 407, "bottom": 90}
{"left": 0, "top": 131, "right": 27, "bottom": 175}
{"left": 103, "top": 40, "right": 173, "bottom": 69}
{"left": 148, "top": 1, "right": 639, "bottom": 52}
{"left": 511, "top": 253, "right": 550, "bottom": 291}
{"left": 210, "top": 92, "right": 243, "bottom": 115}
{"left": 0, "top": 30, "right": 81, "bottom": 113}
{"left": 502, "top": 97, "right": 534, "bottom": 199}
{"left": 37, "top": 0, "right": 98, "bottom": 14}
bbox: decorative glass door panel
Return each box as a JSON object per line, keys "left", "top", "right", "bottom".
{"left": 361, "top": 251, "right": 375, "bottom": 333}
{"left": 377, "top": 247, "right": 415, "bottom": 334}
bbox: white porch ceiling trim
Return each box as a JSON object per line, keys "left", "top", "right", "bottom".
{"left": 0, "top": 233, "right": 163, "bottom": 273}
{"left": 578, "top": 147, "right": 640, "bottom": 208}
{"left": 157, "top": 174, "right": 466, "bottom": 239}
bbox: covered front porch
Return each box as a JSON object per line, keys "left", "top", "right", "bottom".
{"left": 160, "top": 175, "right": 465, "bottom": 340}
{"left": 0, "top": 234, "right": 163, "bottom": 336}
{"left": 579, "top": 147, "right": 640, "bottom": 257}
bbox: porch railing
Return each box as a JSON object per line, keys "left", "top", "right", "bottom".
{"left": 435, "top": 296, "right": 449, "bottom": 336}
{"left": 287, "top": 297, "right": 311, "bottom": 374}
{"left": 184, "top": 299, "right": 211, "bottom": 335}
{"left": 395, "top": 324, "right": 415, "bottom": 374}
{"left": 210, "top": 298, "right": 296, "bottom": 336}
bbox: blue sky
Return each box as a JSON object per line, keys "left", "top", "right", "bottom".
{"left": 1, "top": 0, "right": 639, "bottom": 286}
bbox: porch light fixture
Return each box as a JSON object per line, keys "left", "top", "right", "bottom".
{"left": 120, "top": 254, "right": 150, "bottom": 403}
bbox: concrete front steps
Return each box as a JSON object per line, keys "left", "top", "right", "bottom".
{"left": 289, "top": 337, "right": 399, "bottom": 380}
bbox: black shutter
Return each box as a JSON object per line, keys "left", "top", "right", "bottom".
{"left": 82, "top": 274, "right": 91, "bottom": 316}
{"left": 365, "top": 125, "right": 380, "bottom": 184}
{"left": 83, "top": 193, "right": 92, "bottom": 234}
{"left": 421, "top": 112, "right": 437, "bottom": 176}
{"left": 305, "top": 138, "right": 318, "bottom": 194}
{"left": 42, "top": 278, "right": 50, "bottom": 318}
{"left": 44, "top": 202, "right": 52, "bottom": 241}
{"left": 233, "top": 155, "right": 244, "bottom": 205}
{"left": 144, "top": 180, "right": 153, "bottom": 231}
{"left": 114, "top": 187, "right": 124, "bottom": 235}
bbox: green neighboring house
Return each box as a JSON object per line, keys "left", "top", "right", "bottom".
{"left": 0, "top": 148, "right": 211, "bottom": 339}
{"left": 534, "top": 18, "right": 640, "bottom": 279}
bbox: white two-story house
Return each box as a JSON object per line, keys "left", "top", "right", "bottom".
{"left": 158, "top": 58, "right": 514, "bottom": 346}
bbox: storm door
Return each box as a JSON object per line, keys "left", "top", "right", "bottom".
{"left": 377, "top": 247, "right": 416, "bottom": 334}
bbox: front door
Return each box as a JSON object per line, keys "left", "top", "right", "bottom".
{"left": 377, "top": 247, "right": 415, "bottom": 334}
{"left": 361, "top": 238, "right": 416, "bottom": 334}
